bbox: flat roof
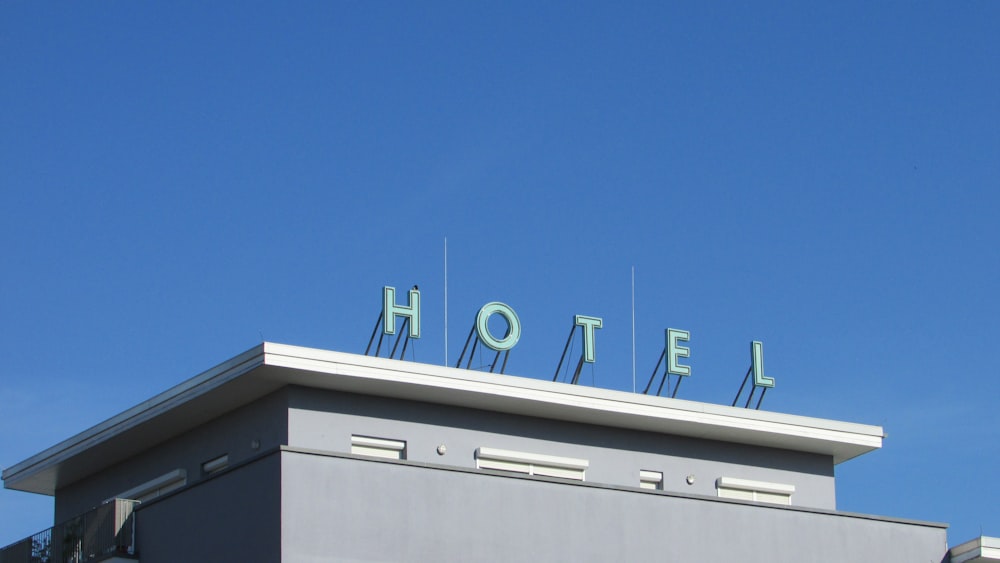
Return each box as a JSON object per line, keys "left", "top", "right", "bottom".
{"left": 2, "top": 342, "right": 884, "bottom": 495}
{"left": 951, "top": 537, "right": 1000, "bottom": 563}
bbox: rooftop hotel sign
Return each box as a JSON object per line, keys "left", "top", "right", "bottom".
{"left": 377, "top": 285, "right": 776, "bottom": 404}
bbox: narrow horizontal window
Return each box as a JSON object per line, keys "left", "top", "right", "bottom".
{"left": 716, "top": 477, "right": 795, "bottom": 505}
{"left": 475, "top": 447, "right": 588, "bottom": 481}
{"left": 351, "top": 435, "right": 406, "bottom": 460}
{"left": 639, "top": 470, "right": 663, "bottom": 490}
{"left": 201, "top": 454, "right": 229, "bottom": 475}
{"left": 110, "top": 469, "right": 187, "bottom": 503}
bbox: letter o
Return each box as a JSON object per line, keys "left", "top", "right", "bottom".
{"left": 475, "top": 302, "right": 521, "bottom": 351}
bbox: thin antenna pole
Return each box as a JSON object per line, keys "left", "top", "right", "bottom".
{"left": 444, "top": 237, "right": 449, "bottom": 366}
{"left": 631, "top": 266, "right": 636, "bottom": 393}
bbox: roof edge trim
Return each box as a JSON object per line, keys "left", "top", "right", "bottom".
{"left": 2, "top": 344, "right": 266, "bottom": 490}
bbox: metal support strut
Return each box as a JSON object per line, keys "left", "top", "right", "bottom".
{"left": 641, "top": 348, "right": 682, "bottom": 398}
{"left": 552, "top": 323, "right": 591, "bottom": 385}
{"left": 732, "top": 365, "right": 768, "bottom": 410}
{"left": 365, "top": 298, "right": 415, "bottom": 361}
{"left": 456, "top": 322, "right": 510, "bottom": 374}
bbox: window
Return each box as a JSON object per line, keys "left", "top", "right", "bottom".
{"left": 475, "top": 447, "right": 588, "bottom": 481}
{"left": 639, "top": 470, "right": 663, "bottom": 490}
{"left": 110, "top": 469, "right": 187, "bottom": 503}
{"left": 201, "top": 454, "right": 229, "bottom": 476}
{"left": 351, "top": 435, "right": 406, "bottom": 460}
{"left": 716, "top": 477, "right": 794, "bottom": 505}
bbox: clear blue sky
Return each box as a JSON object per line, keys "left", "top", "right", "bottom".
{"left": 2, "top": 1, "right": 998, "bottom": 547}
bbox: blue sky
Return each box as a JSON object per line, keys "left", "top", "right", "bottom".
{"left": 2, "top": 1, "right": 998, "bottom": 547}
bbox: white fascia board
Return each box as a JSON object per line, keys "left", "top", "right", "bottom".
{"left": 261, "top": 343, "right": 883, "bottom": 463}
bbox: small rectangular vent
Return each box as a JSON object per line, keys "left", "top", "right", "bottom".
{"left": 201, "top": 454, "right": 229, "bottom": 475}
{"left": 716, "top": 477, "right": 795, "bottom": 505}
{"left": 475, "top": 447, "right": 588, "bottom": 481}
{"left": 639, "top": 470, "right": 663, "bottom": 490}
{"left": 351, "top": 435, "right": 406, "bottom": 460}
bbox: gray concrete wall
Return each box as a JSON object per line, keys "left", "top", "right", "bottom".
{"left": 281, "top": 450, "right": 947, "bottom": 563}
{"left": 286, "top": 387, "right": 836, "bottom": 509}
{"left": 55, "top": 389, "right": 289, "bottom": 522}
{"left": 136, "top": 451, "right": 281, "bottom": 563}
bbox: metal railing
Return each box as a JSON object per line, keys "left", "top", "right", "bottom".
{"left": 0, "top": 499, "right": 138, "bottom": 563}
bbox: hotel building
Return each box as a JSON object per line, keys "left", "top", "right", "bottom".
{"left": 1, "top": 342, "right": 995, "bottom": 562}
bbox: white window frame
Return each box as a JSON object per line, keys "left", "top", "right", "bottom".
{"left": 716, "top": 476, "right": 795, "bottom": 505}
{"left": 475, "top": 447, "right": 588, "bottom": 481}
{"left": 351, "top": 435, "right": 406, "bottom": 460}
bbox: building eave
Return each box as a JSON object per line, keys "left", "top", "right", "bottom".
{"left": 951, "top": 536, "right": 1000, "bottom": 563}
{"left": 2, "top": 342, "right": 883, "bottom": 496}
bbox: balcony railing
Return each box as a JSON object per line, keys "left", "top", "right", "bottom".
{"left": 0, "top": 499, "right": 138, "bottom": 563}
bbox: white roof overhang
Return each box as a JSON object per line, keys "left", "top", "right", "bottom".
{"left": 951, "top": 537, "right": 1000, "bottom": 563}
{"left": 3, "top": 342, "right": 883, "bottom": 496}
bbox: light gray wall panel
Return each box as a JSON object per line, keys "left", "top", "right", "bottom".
{"left": 286, "top": 387, "right": 836, "bottom": 509}
{"left": 281, "top": 451, "right": 946, "bottom": 563}
{"left": 136, "top": 452, "right": 281, "bottom": 563}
